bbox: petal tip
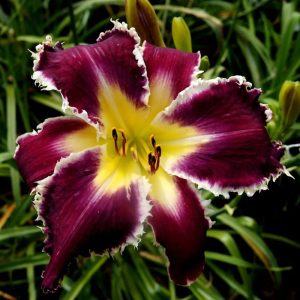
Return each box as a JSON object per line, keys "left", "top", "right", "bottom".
{"left": 97, "top": 20, "right": 150, "bottom": 106}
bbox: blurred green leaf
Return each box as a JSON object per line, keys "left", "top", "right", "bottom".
{"left": 0, "top": 254, "right": 48, "bottom": 272}
{"left": 154, "top": 5, "right": 223, "bottom": 48}
{"left": 0, "top": 152, "right": 13, "bottom": 163}
{"left": 189, "top": 275, "right": 223, "bottom": 300}
{"left": 217, "top": 213, "right": 281, "bottom": 286}
{"left": 6, "top": 82, "right": 20, "bottom": 205}
{"left": 62, "top": 257, "right": 108, "bottom": 300}
{"left": 0, "top": 226, "right": 41, "bottom": 242}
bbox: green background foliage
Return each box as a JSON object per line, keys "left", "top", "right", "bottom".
{"left": 0, "top": 0, "right": 300, "bottom": 299}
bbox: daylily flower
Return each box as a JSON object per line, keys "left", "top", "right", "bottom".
{"left": 15, "top": 21, "right": 285, "bottom": 291}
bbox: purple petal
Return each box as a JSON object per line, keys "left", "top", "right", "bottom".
{"left": 35, "top": 147, "right": 151, "bottom": 291}
{"left": 147, "top": 174, "right": 211, "bottom": 285}
{"left": 32, "top": 21, "right": 149, "bottom": 125}
{"left": 15, "top": 116, "right": 98, "bottom": 189}
{"left": 156, "top": 76, "right": 284, "bottom": 197}
{"left": 143, "top": 42, "right": 200, "bottom": 115}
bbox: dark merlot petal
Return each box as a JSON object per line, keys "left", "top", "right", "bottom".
{"left": 32, "top": 21, "right": 149, "bottom": 125}
{"left": 156, "top": 76, "right": 285, "bottom": 198}
{"left": 35, "top": 147, "right": 151, "bottom": 292}
{"left": 147, "top": 173, "right": 211, "bottom": 285}
{"left": 14, "top": 116, "right": 98, "bottom": 189}
{"left": 143, "top": 42, "right": 200, "bottom": 116}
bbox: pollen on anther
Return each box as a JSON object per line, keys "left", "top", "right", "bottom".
{"left": 150, "top": 135, "right": 156, "bottom": 148}
{"left": 148, "top": 153, "right": 156, "bottom": 174}
{"left": 112, "top": 128, "right": 118, "bottom": 140}
{"left": 112, "top": 128, "right": 119, "bottom": 155}
{"left": 155, "top": 145, "right": 161, "bottom": 157}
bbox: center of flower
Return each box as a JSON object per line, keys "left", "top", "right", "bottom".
{"left": 148, "top": 135, "right": 161, "bottom": 174}
{"left": 111, "top": 128, "right": 161, "bottom": 174}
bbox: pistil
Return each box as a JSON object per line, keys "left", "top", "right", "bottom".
{"left": 130, "top": 146, "right": 138, "bottom": 160}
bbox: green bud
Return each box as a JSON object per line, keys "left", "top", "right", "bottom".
{"left": 199, "top": 55, "right": 210, "bottom": 73}
{"left": 279, "top": 81, "right": 300, "bottom": 129}
{"left": 171, "top": 17, "right": 192, "bottom": 52}
{"left": 125, "top": 0, "right": 165, "bottom": 47}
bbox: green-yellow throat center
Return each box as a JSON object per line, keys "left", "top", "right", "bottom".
{"left": 111, "top": 128, "right": 161, "bottom": 174}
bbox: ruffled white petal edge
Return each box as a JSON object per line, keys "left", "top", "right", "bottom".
{"left": 191, "top": 51, "right": 202, "bottom": 81}
{"left": 154, "top": 75, "right": 272, "bottom": 124}
{"left": 33, "top": 146, "right": 152, "bottom": 255}
{"left": 31, "top": 20, "right": 151, "bottom": 137}
{"left": 97, "top": 19, "right": 150, "bottom": 107}
{"left": 31, "top": 40, "right": 102, "bottom": 136}
{"left": 13, "top": 116, "right": 89, "bottom": 161}
{"left": 166, "top": 165, "right": 290, "bottom": 199}
{"left": 155, "top": 75, "right": 290, "bottom": 198}
{"left": 188, "top": 181, "right": 214, "bottom": 228}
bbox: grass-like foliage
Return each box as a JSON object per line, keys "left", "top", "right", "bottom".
{"left": 0, "top": 0, "right": 300, "bottom": 299}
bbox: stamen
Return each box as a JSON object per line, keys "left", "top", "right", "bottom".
{"left": 112, "top": 128, "right": 119, "bottom": 155}
{"left": 148, "top": 153, "right": 156, "bottom": 174}
{"left": 155, "top": 145, "right": 161, "bottom": 157}
{"left": 148, "top": 134, "right": 162, "bottom": 173}
{"left": 155, "top": 145, "right": 161, "bottom": 170}
{"left": 150, "top": 135, "right": 156, "bottom": 148}
{"left": 120, "top": 130, "right": 127, "bottom": 156}
{"left": 112, "top": 128, "right": 118, "bottom": 139}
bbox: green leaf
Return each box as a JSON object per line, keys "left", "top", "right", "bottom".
{"left": 273, "top": 2, "right": 300, "bottom": 90}
{"left": 5, "top": 195, "right": 34, "bottom": 227}
{"left": 153, "top": 5, "right": 223, "bottom": 48}
{"left": 0, "top": 226, "right": 41, "bottom": 242}
{"left": 16, "top": 35, "right": 49, "bottom": 43}
{"left": 0, "top": 152, "right": 13, "bottom": 163}
{"left": 62, "top": 257, "right": 107, "bottom": 300}
{"left": 31, "top": 93, "right": 64, "bottom": 113}
{"left": 6, "top": 82, "right": 21, "bottom": 205}
{"left": 262, "top": 233, "right": 300, "bottom": 249}
{"left": 217, "top": 213, "right": 281, "bottom": 286}
{"left": 206, "top": 251, "right": 261, "bottom": 268}
{"left": 208, "top": 229, "right": 252, "bottom": 295}
{"left": 189, "top": 275, "right": 223, "bottom": 300}
{"left": 235, "top": 24, "right": 274, "bottom": 75}
{"left": 0, "top": 254, "right": 48, "bottom": 272}
{"left": 237, "top": 36, "right": 261, "bottom": 86}
{"left": 129, "top": 248, "right": 161, "bottom": 295}
{"left": 26, "top": 243, "right": 37, "bottom": 300}
{"left": 208, "top": 261, "right": 259, "bottom": 299}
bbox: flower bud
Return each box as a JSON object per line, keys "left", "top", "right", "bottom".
{"left": 125, "top": 0, "right": 165, "bottom": 47}
{"left": 200, "top": 55, "right": 210, "bottom": 72}
{"left": 171, "top": 17, "right": 192, "bottom": 52}
{"left": 279, "top": 81, "right": 300, "bottom": 129}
